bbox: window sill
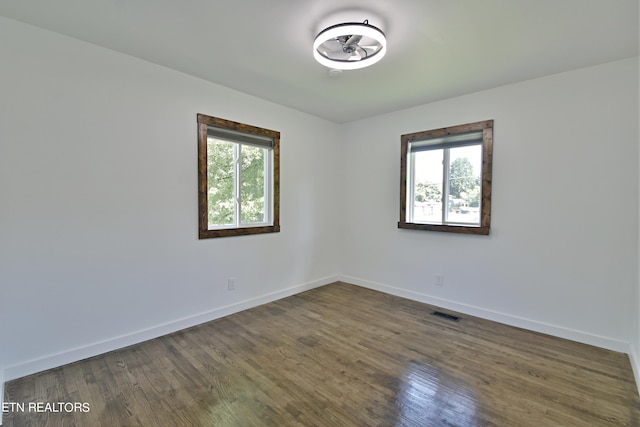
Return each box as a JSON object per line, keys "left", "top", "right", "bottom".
{"left": 199, "top": 225, "right": 280, "bottom": 239}
{"left": 397, "top": 221, "right": 489, "bottom": 235}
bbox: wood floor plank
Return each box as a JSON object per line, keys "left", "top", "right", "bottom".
{"left": 4, "top": 282, "right": 640, "bottom": 426}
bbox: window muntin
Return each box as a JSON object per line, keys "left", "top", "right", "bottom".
{"left": 399, "top": 120, "right": 493, "bottom": 235}
{"left": 198, "top": 114, "right": 280, "bottom": 239}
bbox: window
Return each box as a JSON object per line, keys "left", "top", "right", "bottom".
{"left": 198, "top": 114, "right": 280, "bottom": 238}
{"left": 399, "top": 120, "right": 493, "bottom": 235}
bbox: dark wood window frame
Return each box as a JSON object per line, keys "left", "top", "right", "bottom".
{"left": 197, "top": 114, "right": 280, "bottom": 239}
{"left": 398, "top": 120, "right": 493, "bottom": 235}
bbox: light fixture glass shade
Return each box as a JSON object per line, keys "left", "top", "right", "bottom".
{"left": 313, "top": 21, "right": 387, "bottom": 70}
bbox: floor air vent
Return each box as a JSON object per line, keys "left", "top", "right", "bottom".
{"left": 431, "top": 311, "right": 461, "bottom": 322}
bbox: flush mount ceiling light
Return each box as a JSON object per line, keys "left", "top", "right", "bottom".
{"left": 313, "top": 19, "right": 387, "bottom": 70}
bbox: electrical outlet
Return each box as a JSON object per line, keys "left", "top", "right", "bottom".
{"left": 227, "top": 277, "right": 236, "bottom": 290}
{"left": 435, "top": 274, "right": 444, "bottom": 287}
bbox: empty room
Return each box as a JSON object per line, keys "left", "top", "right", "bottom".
{"left": 1, "top": 1, "right": 639, "bottom": 426}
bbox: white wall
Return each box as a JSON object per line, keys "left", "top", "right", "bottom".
{"left": 0, "top": 17, "right": 343, "bottom": 381}
{"left": 340, "top": 57, "right": 639, "bottom": 352}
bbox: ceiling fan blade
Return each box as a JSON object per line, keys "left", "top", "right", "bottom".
{"left": 344, "top": 34, "right": 362, "bottom": 46}
{"left": 320, "top": 39, "right": 344, "bottom": 51}
{"left": 321, "top": 49, "right": 352, "bottom": 60}
{"left": 359, "top": 46, "right": 381, "bottom": 58}
{"left": 347, "top": 51, "right": 362, "bottom": 61}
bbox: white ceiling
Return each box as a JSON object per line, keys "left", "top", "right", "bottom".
{"left": 1, "top": 0, "right": 638, "bottom": 123}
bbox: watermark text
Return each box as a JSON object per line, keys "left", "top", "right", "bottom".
{"left": 2, "top": 401, "right": 90, "bottom": 413}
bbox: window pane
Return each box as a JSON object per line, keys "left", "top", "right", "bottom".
{"left": 207, "top": 138, "right": 235, "bottom": 227}
{"left": 240, "top": 145, "right": 266, "bottom": 224}
{"left": 446, "top": 145, "right": 482, "bottom": 225}
{"left": 412, "top": 149, "right": 443, "bottom": 224}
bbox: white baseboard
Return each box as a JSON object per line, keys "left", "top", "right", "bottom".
{"left": 339, "top": 275, "right": 630, "bottom": 354}
{"left": 4, "top": 275, "right": 337, "bottom": 382}
{"left": 628, "top": 343, "right": 640, "bottom": 397}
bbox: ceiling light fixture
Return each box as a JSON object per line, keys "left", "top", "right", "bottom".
{"left": 313, "top": 19, "right": 387, "bottom": 70}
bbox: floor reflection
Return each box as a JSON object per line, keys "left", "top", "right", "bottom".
{"left": 394, "top": 362, "right": 478, "bottom": 426}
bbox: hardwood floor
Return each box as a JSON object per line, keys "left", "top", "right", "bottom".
{"left": 4, "top": 282, "right": 640, "bottom": 426}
